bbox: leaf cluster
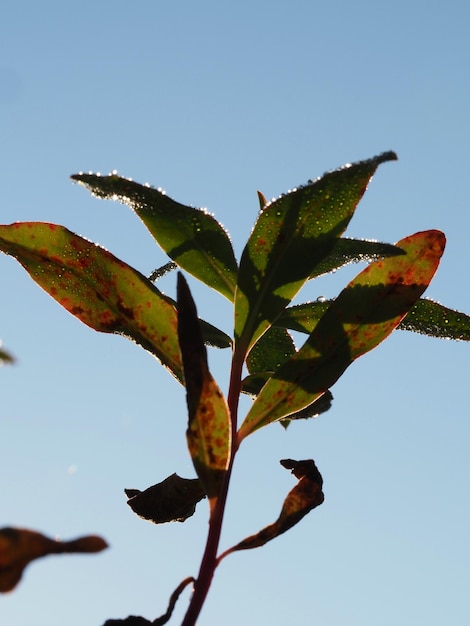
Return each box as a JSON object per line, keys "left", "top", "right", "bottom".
{"left": 1, "top": 152, "right": 469, "bottom": 624}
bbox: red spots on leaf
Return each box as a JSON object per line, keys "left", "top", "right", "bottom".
{"left": 99, "top": 310, "right": 114, "bottom": 325}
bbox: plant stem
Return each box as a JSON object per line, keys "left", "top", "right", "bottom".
{"left": 180, "top": 352, "right": 244, "bottom": 626}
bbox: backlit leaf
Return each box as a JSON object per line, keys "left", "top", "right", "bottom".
{"left": 309, "top": 237, "right": 405, "bottom": 279}
{"left": 177, "top": 274, "right": 230, "bottom": 501}
{"left": 239, "top": 230, "right": 446, "bottom": 440}
{"left": 278, "top": 298, "right": 470, "bottom": 342}
{"left": 72, "top": 173, "right": 238, "bottom": 301}
{"left": 0, "top": 222, "right": 184, "bottom": 381}
{"left": 0, "top": 527, "right": 107, "bottom": 592}
{"left": 217, "top": 459, "right": 323, "bottom": 560}
{"left": 276, "top": 300, "right": 332, "bottom": 334}
{"left": 246, "top": 326, "right": 296, "bottom": 375}
{"left": 234, "top": 151, "right": 397, "bottom": 356}
{"left": 399, "top": 298, "right": 470, "bottom": 340}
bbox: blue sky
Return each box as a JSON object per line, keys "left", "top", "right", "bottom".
{"left": 1, "top": 1, "right": 469, "bottom": 625}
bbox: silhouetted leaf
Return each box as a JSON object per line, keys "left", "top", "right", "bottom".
{"left": 0, "top": 223, "right": 184, "bottom": 382}
{"left": 217, "top": 459, "right": 323, "bottom": 560}
{"left": 72, "top": 173, "right": 238, "bottom": 301}
{"left": 148, "top": 261, "right": 178, "bottom": 282}
{"left": 309, "top": 237, "right": 405, "bottom": 279}
{"left": 280, "top": 390, "right": 333, "bottom": 428}
{"left": 177, "top": 274, "right": 230, "bottom": 501}
{"left": 0, "top": 527, "right": 107, "bottom": 592}
{"left": 0, "top": 342, "right": 14, "bottom": 365}
{"left": 104, "top": 618, "right": 152, "bottom": 626}
{"left": 104, "top": 577, "right": 195, "bottom": 626}
{"left": 239, "top": 230, "right": 446, "bottom": 440}
{"left": 399, "top": 297, "right": 470, "bottom": 340}
{"left": 234, "top": 152, "right": 398, "bottom": 356}
{"left": 125, "top": 474, "right": 206, "bottom": 523}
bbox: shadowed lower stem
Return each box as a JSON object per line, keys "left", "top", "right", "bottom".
{"left": 180, "top": 353, "right": 243, "bottom": 626}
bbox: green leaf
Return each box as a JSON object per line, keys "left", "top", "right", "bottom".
{"left": 242, "top": 326, "right": 295, "bottom": 397}
{"left": 238, "top": 230, "right": 446, "bottom": 440}
{"left": 246, "top": 326, "right": 296, "bottom": 375}
{"left": 276, "top": 300, "right": 332, "bottom": 334}
{"left": 399, "top": 298, "right": 470, "bottom": 341}
{"left": 277, "top": 297, "right": 470, "bottom": 343}
{"left": 309, "top": 237, "right": 405, "bottom": 279}
{"left": 234, "top": 151, "right": 398, "bottom": 356}
{"left": 177, "top": 274, "right": 230, "bottom": 501}
{"left": 0, "top": 222, "right": 184, "bottom": 382}
{"left": 242, "top": 326, "right": 332, "bottom": 423}
{"left": 217, "top": 459, "right": 323, "bottom": 561}
{"left": 71, "top": 173, "right": 238, "bottom": 301}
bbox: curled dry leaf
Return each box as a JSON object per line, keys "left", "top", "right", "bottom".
{"left": 125, "top": 474, "right": 206, "bottom": 524}
{"left": 217, "top": 459, "right": 324, "bottom": 563}
{"left": 0, "top": 527, "right": 108, "bottom": 592}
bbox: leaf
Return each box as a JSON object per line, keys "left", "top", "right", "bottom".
{"left": 276, "top": 300, "right": 332, "bottom": 334}
{"left": 0, "top": 222, "right": 185, "bottom": 381}
{"left": 279, "top": 390, "right": 333, "bottom": 428}
{"left": 238, "top": 230, "right": 446, "bottom": 440}
{"left": 197, "top": 319, "right": 232, "bottom": 349}
{"left": 177, "top": 274, "right": 231, "bottom": 501}
{"left": 234, "top": 151, "right": 397, "bottom": 356}
{"left": 243, "top": 327, "right": 332, "bottom": 424}
{"left": 103, "top": 618, "right": 152, "bottom": 626}
{"left": 155, "top": 291, "right": 232, "bottom": 349}
{"left": 217, "top": 459, "right": 323, "bottom": 561}
{"left": 399, "top": 298, "right": 470, "bottom": 341}
{"left": 125, "top": 474, "right": 206, "bottom": 523}
{"left": 0, "top": 341, "right": 14, "bottom": 365}
{"left": 246, "top": 326, "right": 296, "bottom": 375}
{"left": 278, "top": 297, "right": 470, "bottom": 343}
{"left": 103, "top": 577, "right": 195, "bottom": 626}
{"left": 71, "top": 173, "right": 238, "bottom": 301}
{"left": 0, "top": 527, "right": 107, "bottom": 592}
{"left": 309, "top": 237, "right": 405, "bottom": 279}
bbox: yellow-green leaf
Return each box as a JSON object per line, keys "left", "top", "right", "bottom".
{"left": 0, "top": 222, "right": 184, "bottom": 381}
{"left": 239, "top": 230, "right": 446, "bottom": 441}
{"left": 177, "top": 274, "right": 230, "bottom": 501}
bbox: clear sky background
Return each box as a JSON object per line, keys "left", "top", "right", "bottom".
{"left": 1, "top": 2, "right": 469, "bottom": 625}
